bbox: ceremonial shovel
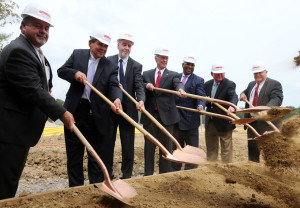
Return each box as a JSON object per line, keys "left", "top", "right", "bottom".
{"left": 85, "top": 81, "right": 205, "bottom": 165}
{"left": 72, "top": 124, "right": 137, "bottom": 205}
{"left": 120, "top": 85, "right": 206, "bottom": 159}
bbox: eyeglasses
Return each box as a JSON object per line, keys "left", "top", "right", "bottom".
{"left": 156, "top": 55, "right": 168, "bottom": 60}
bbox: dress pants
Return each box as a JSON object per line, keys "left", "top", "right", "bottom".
{"left": 143, "top": 111, "right": 173, "bottom": 176}
{"left": 108, "top": 111, "right": 135, "bottom": 179}
{"left": 0, "top": 142, "right": 29, "bottom": 200}
{"left": 64, "top": 99, "right": 107, "bottom": 187}
{"left": 171, "top": 124, "right": 199, "bottom": 171}
{"left": 205, "top": 119, "right": 233, "bottom": 163}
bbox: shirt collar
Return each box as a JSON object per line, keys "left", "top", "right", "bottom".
{"left": 118, "top": 55, "right": 129, "bottom": 64}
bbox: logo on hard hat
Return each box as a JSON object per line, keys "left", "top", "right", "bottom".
{"left": 104, "top": 35, "right": 111, "bottom": 39}
{"left": 188, "top": 57, "right": 195, "bottom": 59}
{"left": 39, "top": 10, "right": 50, "bottom": 18}
{"left": 216, "top": 66, "right": 223, "bottom": 68}
{"left": 124, "top": 34, "right": 132, "bottom": 37}
{"left": 162, "top": 49, "right": 169, "bottom": 52}
{"left": 253, "top": 66, "right": 260, "bottom": 68}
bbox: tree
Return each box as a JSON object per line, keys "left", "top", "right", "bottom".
{"left": 0, "top": 0, "right": 20, "bottom": 51}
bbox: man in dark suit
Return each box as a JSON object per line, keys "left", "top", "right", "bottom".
{"left": 107, "top": 33, "right": 145, "bottom": 179}
{"left": 204, "top": 62, "right": 238, "bottom": 163}
{"left": 0, "top": 4, "right": 74, "bottom": 200}
{"left": 57, "top": 30, "right": 122, "bottom": 187}
{"left": 141, "top": 47, "right": 185, "bottom": 175}
{"left": 240, "top": 62, "right": 283, "bottom": 162}
{"left": 171, "top": 55, "right": 206, "bottom": 171}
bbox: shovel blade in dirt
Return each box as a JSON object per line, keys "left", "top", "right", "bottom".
{"left": 94, "top": 179, "right": 137, "bottom": 204}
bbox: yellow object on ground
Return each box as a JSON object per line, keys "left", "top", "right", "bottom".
{"left": 42, "top": 127, "right": 141, "bottom": 137}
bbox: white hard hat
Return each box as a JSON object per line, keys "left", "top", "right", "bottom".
{"left": 211, "top": 62, "right": 225, "bottom": 73}
{"left": 21, "top": 3, "right": 53, "bottom": 27}
{"left": 90, "top": 29, "right": 111, "bottom": 46}
{"left": 251, "top": 62, "right": 267, "bottom": 73}
{"left": 117, "top": 33, "right": 134, "bottom": 44}
{"left": 183, "top": 55, "right": 196, "bottom": 64}
{"left": 154, "top": 47, "right": 169, "bottom": 57}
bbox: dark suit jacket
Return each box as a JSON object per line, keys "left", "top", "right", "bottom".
{"left": 107, "top": 54, "right": 145, "bottom": 122}
{"left": 140, "top": 68, "right": 184, "bottom": 126}
{"left": 204, "top": 78, "right": 238, "bottom": 132}
{"left": 242, "top": 77, "right": 283, "bottom": 132}
{"left": 176, "top": 73, "right": 206, "bottom": 130}
{"left": 57, "top": 49, "right": 122, "bottom": 136}
{"left": 0, "top": 35, "right": 66, "bottom": 147}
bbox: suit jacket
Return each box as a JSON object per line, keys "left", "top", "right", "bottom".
{"left": 140, "top": 68, "right": 184, "bottom": 126}
{"left": 57, "top": 49, "right": 122, "bottom": 136}
{"left": 107, "top": 54, "right": 145, "bottom": 122}
{"left": 176, "top": 73, "right": 206, "bottom": 130}
{"left": 0, "top": 35, "right": 66, "bottom": 147}
{"left": 204, "top": 78, "right": 238, "bottom": 132}
{"left": 242, "top": 77, "right": 283, "bottom": 131}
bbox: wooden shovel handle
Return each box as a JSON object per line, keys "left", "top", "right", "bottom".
{"left": 85, "top": 81, "right": 171, "bottom": 156}
{"left": 153, "top": 87, "right": 239, "bottom": 110}
{"left": 120, "top": 85, "right": 183, "bottom": 151}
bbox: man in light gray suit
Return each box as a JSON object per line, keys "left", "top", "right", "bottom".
{"left": 141, "top": 47, "right": 185, "bottom": 175}
{"left": 240, "top": 62, "right": 283, "bottom": 163}
{"left": 107, "top": 33, "right": 145, "bottom": 179}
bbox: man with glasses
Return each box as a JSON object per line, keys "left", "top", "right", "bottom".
{"left": 171, "top": 55, "right": 206, "bottom": 171}
{"left": 141, "top": 47, "right": 185, "bottom": 175}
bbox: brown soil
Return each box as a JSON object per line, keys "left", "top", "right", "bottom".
{"left": 255, "top": 106, "right": 292, "bottom": 121}
{"left": 0, "top": 124, "right": 299, "bottom": 208}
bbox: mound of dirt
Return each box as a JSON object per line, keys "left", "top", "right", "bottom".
{"left": 255, "top": 106, "right": 292, "bottom": 121}
{"left": 1, "top": 163, "right": 299, "bottom": 208}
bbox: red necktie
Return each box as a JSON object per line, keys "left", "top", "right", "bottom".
{"left": 252, "top": 83, "right": 260, "bottom": 106}
{"left": 155, "top": 70, "right": 161, "bottom": 87}
{"left": 155, "top": 70, "right": 161, "bottom": 110}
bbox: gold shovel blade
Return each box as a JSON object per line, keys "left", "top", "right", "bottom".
{"left": 182, "top": 145, "right": 207, "bottom": 159}
{"left": 231, "top": 118, "right": 257, "bottom": 124}
{"left": 94, "top": 179, "right": 137, "bottom": 205}
{"left": 163, "top": 149, "right": 207, "bottom": 165}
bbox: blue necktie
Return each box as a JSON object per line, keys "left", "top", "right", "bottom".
{"left": 119, "top": 59, "right": 127, "bottom": 105}
{"left": 86, "top": 57, "right": 97, "bottom": 101}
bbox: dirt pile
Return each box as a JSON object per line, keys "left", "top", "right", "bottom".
{"left": 255, "top": 106, "right": 292, "bottom": 121}
{"left": 258, "top": 116, "right": 300, "bottom": 172}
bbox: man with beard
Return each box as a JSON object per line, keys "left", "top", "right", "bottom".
{"left": 0, "top": 3, "right": 74, "bottom": 199}
{"left": 107, "top": 33, "right": 145, "bottom": 179}
{"left": 57, "top": 30, "right": 122, "bottom": 187}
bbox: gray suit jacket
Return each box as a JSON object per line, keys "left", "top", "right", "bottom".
{"left": 0, "top": 35, "right": 66, "bottom": 146}
{"left": 140, "top": 68, "right": 184, "bottom": 126}
{"left": 107, "top": 55, "right": 145, "bottom": 122}
{"left": 242, "top": 77, "right": 283, "bottom": 134}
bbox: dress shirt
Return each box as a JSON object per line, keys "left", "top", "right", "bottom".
{"left": 155, "top": 68, "right": 166, "bottom": 82}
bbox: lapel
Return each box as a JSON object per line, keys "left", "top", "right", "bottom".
{"left": 92, "top": 57, "right": 106, "bottom": 85}
{"left": 258, "top": 78, "right": 269, "bottom": 103}
{"left": 159, "top": 68, "right": 169, "bottom": 87}
{"left": 150, "top": 68, "right": 156, "bottom": 85}
{"left": 214, "top": 78, "right": 225, "bottom": 98}
{"left": 184, "top": 73, "right": 193, "bottom": 90}
{"left": 82, "top": 50, "right": 90, "bottom": 75}
{"left": 248, "top": 81, "right": 256, "bottom": 98}
{"left": 19, "top": 35, "right": 49, "bottom": 89}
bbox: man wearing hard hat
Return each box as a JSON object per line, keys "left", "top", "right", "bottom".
{"left": 204, "top": 62, "right": 238, "bottom": 163}
{"left": 140, "top": 47, "right": 186, "bottom": 175}
{"left": 57, "top": 30, "right": 122, "bottom": 187}
{"left": 107, "top": 33, "right": 145, "bottom": 179}
{"left": 240, "top": 62, "right": 283, "bottom": 163}
{"left": 171, "top": 55, "right": 206, "bottom": 171}
{"left": 0, "top": 3, "right": 75, "bottom": 199}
